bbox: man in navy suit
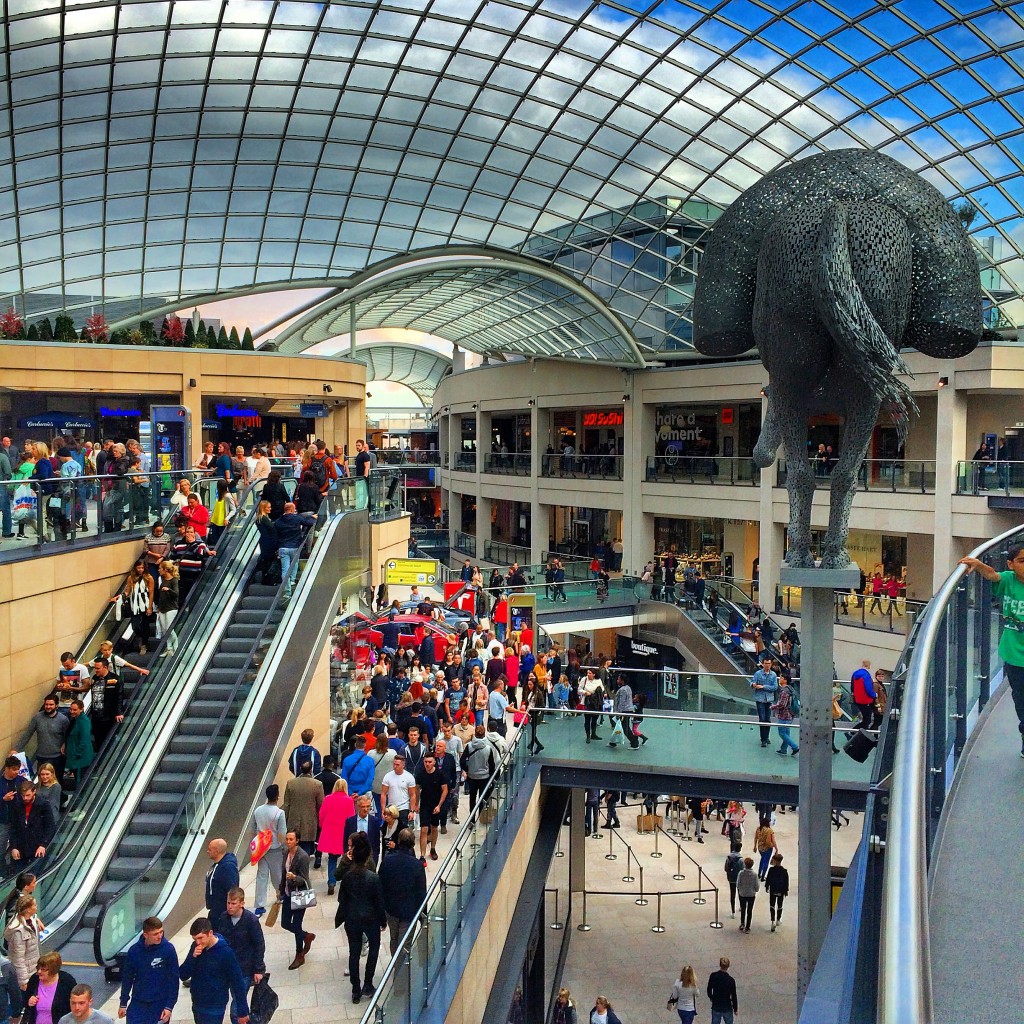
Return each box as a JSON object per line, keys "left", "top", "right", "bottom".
{"left": 342, "top": 793, "right": 384, "bottom": 864}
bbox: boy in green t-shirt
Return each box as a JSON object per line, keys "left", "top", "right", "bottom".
{"left": 960, "top": 543, "right": 1024, "bottom": 756}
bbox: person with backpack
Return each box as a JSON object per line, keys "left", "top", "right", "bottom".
{"left": 724, "top": 842, "right": 744, "bottom": 918}
{"left": 459, "top": 726, "right": 497, "bottom": 816}
{"left": 308, "top": 441, "right": 338, "bottom": 495}
{"left": 770, "top": 676, "right": 800, "bottom": 757}
{"left": 764, "top": 853, "right": 790, "bottom": 932}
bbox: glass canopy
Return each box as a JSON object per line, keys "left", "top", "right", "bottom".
{"left": 2, "top": 1, "right": 1022, "bottom": 365}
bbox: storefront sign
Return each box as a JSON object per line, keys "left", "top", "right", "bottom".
{"left": 582, "top": 410, "right": 624, "bottom": 428}
{"left": 100, "top": 406, "right": 142, "bottom": 418}
{"left": 18, "top": 414, "right": 95, "bottom": 430}
{"left": 216, "top": 404, "right": 259, "bottom": 417}
{"left": 385, "top": 558, "right": 439, "bottom": 586}
{"left": 630, "top": 640, "right": 660, "bottom": 657}
{"left": 201, "top": 420, "right": 221, "bottom": 431}
{"left": 299, "top": 403, "right": 329, "bottom": 418}
{"left": 656, "top": 409, "right": 708, "bottom": 443}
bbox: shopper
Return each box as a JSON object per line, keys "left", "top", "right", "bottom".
{"left": 668, "top": 965, "right": 700, "bottom": 1024}
{"left": 118, "top": 917, "right": 180, "bottom": 1024}
{"left": 336, "top": 832, "right": 386, "bottom": 1005}
{"left": 749, "top": 655, "right": 779, "bottom": 747}
{"left": 724, "top": 842, "right": 743, "bottom": 917}
{"left": 587, "top": 996, "right": 622, "bottom": 1024}
{"left": 736, "top": 856, "right": 759, "bottom": 933}
{"left": 752, "top": 820, "right": 779, "bottom": 881}
{"left": 765, "top": 853, "right": 790, "bottom": 932}
{"left": 178, "top": 918, "right": 250, "bottom": 1024}
{"left": 277, "top": 831, "right": 315, "bottom": 971}
{"left": 706, "top": 957, "right": 738, "bottom": 1024}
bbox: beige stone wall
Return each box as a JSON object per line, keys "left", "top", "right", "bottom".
{"left": 0, "top": 538, "right": 144, "bottom": 754}
{"left": 272, "top": 640, "right": 333, "bottom": 794}
{"left": 369, "top": 514, "right": 412, "bottom": 590}
{"left": 444, "top": 776, "right": 543, "bottom": 1024}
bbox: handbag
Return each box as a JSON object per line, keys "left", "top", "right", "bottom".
{"left": 832, "top": 697, "right": 843, "bottom": 720}
{"left": 289, "top": 878, "right": 317, "bottom": 910}
{"left": 249, "top": 974, "right": 279, "bottom": 1024}
{"left": 114, "top": 595, "right": 124, "bottom": 622}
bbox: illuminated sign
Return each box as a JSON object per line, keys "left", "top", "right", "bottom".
{"left": 215, "top": 404, "right": 259, "bottom": 417}
{"left": 582, "top": 410, "right": 624, "bottom": 428}
{"left": 100, "top": 406, "right": 142, "bottom": 417}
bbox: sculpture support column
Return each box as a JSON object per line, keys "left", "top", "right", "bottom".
{"left": 781, "top": 564, "right": 860, "bottom": 1013}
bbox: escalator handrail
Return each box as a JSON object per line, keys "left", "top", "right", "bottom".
{"left": 90, "top": 489, "right": 354, "bottom": 962}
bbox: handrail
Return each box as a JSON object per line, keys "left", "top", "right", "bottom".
{"left": 879, "top": 520, "right": 1023, "bottom": 1024}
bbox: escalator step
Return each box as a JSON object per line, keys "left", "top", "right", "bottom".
{"left": 196, "top": 684, "right": 234, "bottom": 701}
{"left": 220, "top": 638, "right": 255, "bottom": 655}
{"left": 79, "top": 908, "right": 101, "bottom": 929}
{"left": 139, "top": 792, "right": 183, "bottom": 813}
{"left": 158, "top": 752, "right": 200, "bottom": 773}
{"left": 204, "top": 668, "right": 240, "bottom": 685}
{"left": 235, "top": 610, "right": 270, "bottom": 624}
{"left": 151, "top": 772, "right": 193, "bottom": 793}
{"left": 188, "top": 701, "right": 229, "bottom": 717}
{"left": 248, "top": 585, "right": 280, "bottom": 597}
{"left": 239, "top": 596, "right": 276, "bottom": 611}
{"left": 169, "top": 734, "right": 226, "bottom": 754}
{"left": 210, "top": 653, "right": 250, "bottom": 669}
{"left": 108, "top": 857, "right": 154, "bottom": 881}
{"left": 119, "top": 834, "right": 163, "bottom": 856}
{"left": 178, "top": 717, "right": 222, "bottom": 735}
{"left": 129, "top": 813, "right": 176, "bottom": 835}
{"left": 226, "top": 624, "right": 261, "bottom": 638}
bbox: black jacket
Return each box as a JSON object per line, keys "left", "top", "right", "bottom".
{"left": 707, "top": 970, "right": 738, "bottom": 1013}
{"left": 260, "top": 480, "right": 289, "bottom": 519}
{"left": 23, "top": 970, "right": 76, "bottom": 1024}
{"left": 336, "top": 864, "right": 386, "bottom": 929}
{"left": 377, "top": 848, "right": 427, "bottom": 923}
{"left": 9, "top": 801, "right": 54, "bottom": 860}
{"left": 214, "top": 908, "right": 266, "bottom": 979}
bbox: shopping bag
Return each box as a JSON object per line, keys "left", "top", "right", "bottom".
{"left": 265, "top": 900, "right": 280, "bottom": 927}
{"left": 12, "top": 484, "right": 36, "bottom": 523}
{"left": 250, "top": 829, "right": 273, "bottom": 865}
{"left": 609, "top": 719, "right": 625, "bottom": 744}
{"left": 250, "top": 974, "right": 279, "bottom": 1024}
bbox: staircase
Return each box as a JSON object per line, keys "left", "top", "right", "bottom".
{"left": 59, "top": 572, "right": 283, "bottom": 965}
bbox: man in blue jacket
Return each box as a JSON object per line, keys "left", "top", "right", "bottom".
{"left": 118, "top": 917, "right": 179, "bottom": 1024}
{"left": 341, "top": 746, "right": 375, "bottom": 799}
{"left": 179, "top": 918, "right": 250, "bottom": 1024}
{"left": 272, "top": 501, "right": 316, "bottom": 599}
{"left": 204, "top": 839, "right": 239, "bottom": 922}
{"left": 343, "top": 794, "right": 384, "bottom": 864}
{"left": 215, "top": 889, "right": 265, "bottom": 1024}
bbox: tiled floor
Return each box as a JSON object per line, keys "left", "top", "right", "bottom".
{"left": 559, "top": 799, "right": 864, "bottom": 1024}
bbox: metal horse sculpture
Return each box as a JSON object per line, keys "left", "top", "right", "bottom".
{"left": 693, "top": 150, "right": 983, "bottom": 568}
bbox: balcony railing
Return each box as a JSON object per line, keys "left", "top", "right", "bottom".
{"left": 955, "top": 459, "right": 1024, "bottom": 496}
{"left": 483, "top": 452, "right": 532, "bottom": 476}
{"left": 645, "top": 455, "right": 758, "bottom": 485}
{"left": 454, "top": 452, "right": 477, "bottom": 473}
{"left": 541, "top": 453, "right": 623, "bottom": 480}
{"left": 777, "top": 458, "right": 937, "bottom": 493}
{"left": 484, "top": 539, "right": 531, "bottom": 565}
{"left": 775, "top": 583, "right": 926, "bottom": 635}
{"left": 452, "top": 531, "right": 477, "bottom": 557}
{"left": 373, "top": 449, "right": 441, "bottom": 467}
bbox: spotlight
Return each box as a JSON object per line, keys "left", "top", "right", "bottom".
{"left": 366, "top": 391, "right": 372, "bottom": 398}
{"left": 188, "top": 378, "right": 197, "bottom": 389}
{"left": 759, "top": 386, "right": 767, "bottom": 397}
{"left": 937, "top": 376, "right": 949, "bottom": 389}
{"left": 622, "top": 394, "right": 630, "bottom": 402}
{"left": 323, "top": 384, "right": 333, "bottom": 393}
{"left": 527, "top": 399, "right": 536, "bottom": 407}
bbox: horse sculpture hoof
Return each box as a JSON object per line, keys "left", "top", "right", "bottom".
{"left": 821, "top": 551, "right": 852, "bottom": 569}
{"left": 783, "top": 552, "right": 816, "bottom": 569}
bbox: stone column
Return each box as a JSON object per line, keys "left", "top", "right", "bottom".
{"left": 780, "top": 563, "right": 860, "bottom": 1012}
{"left": 932, "top": 365, "right": 967, "bottom": 591}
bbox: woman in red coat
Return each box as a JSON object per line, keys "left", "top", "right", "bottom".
{"left": 318, "top": 779, "right": 356, "bottom": 895}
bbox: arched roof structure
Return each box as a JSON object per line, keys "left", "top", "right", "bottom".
{"left": 351, "top": 341, "right": 452, "bottom": 406}
{"left": 2, "top": 1, "right": 1024, "bottom": 365}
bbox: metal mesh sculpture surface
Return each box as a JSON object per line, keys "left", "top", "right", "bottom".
{"left": 693, "top": 149, "right": 983, "bottom": 568}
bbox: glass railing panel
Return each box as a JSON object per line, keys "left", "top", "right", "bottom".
{"left": 644, "top": 455, "right": 757, "bottom": 485}
{"left": 777, "top": 459, "right": 936, "bottom": 493}
{"left": 482, "top": 453, "right": 532, "bottom": 476}
{"left": 955, "top": 459, "right": 1024, "bottom": 495}
{"left": 540, "top": 453, "right": 623, "bottom": 480}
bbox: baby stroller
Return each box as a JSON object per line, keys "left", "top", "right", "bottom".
{"left": 596, "top": 573, "right": 609, "bottom": 603}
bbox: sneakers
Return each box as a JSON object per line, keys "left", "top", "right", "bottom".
{"left": 791, "top": 748, "right": 799, "bottom": 756}
{"left": 327, "top": 884, "right": 335, "bottom": 896}
{"left": 254, "top": 907, "right": 266, "bottom": 918}
{"left": 776, "top": 749, "right": 788, "bottom": 756}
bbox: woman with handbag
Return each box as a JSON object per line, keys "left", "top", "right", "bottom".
{"left": 278, "top": 830, "right": 316, "bottom": 971}
{"left": 668, "top": 964, "right": 699, "bottom": 1024}
{"left": 111, "top": 560, "right": 155, "bottom": 654}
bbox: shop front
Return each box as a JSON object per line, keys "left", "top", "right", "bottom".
{"left": 203, "top": 399, "right": 316, "bottom": 450}
{"left": 6, "top": 393, "right": 179, "bottom": 444}
{"left": 549, "top": 505, "right": 622, "bottom": 561}
{"left": 614, "top": 633, "right": 688, "bottom": 709}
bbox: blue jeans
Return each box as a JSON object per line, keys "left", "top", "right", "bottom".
{"left": 778, "top": 724, "right": 798, "bottom": 753}
{"left": 756, "top": 701, "right": 772, "bottom": 744}
{"left": 327, "top": 852, "right": 341, "bottom": 886}
{"left": 678, "top": 1011, "right": 696, "bottom": 1024}
{"left": 279, "top": 546, "right": 300, "bottom": 594}
{"left": 711, "top": 1012, "right": 734, "bottom": 1024}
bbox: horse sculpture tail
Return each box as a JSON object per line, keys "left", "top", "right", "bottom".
{"left": 812, "top": 202, "right": 917, "bottom": 445}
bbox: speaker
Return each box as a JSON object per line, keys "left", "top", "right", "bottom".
{"left": 844, "top": 728, "right": 878, "bottom": 763}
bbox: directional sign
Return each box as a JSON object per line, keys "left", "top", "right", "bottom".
{"left": 385, "top": 557, "right": 439, "bottom": 586}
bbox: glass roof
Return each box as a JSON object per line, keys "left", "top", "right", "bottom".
{"left": 351, "top": 342, "right": 452, "bottom": 406}
{"left": 2, "top": 1, "right": 1023, "bottom": 365}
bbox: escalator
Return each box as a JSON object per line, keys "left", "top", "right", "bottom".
{"left": 16, "top": 483, "right": 369, "bottom": 974}
{"left": 2, "top": 479, "right": 290, "bottom": 891}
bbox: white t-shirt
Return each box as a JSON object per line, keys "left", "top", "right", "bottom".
{"left": 381, "top": 769, "right": 415, "bottom": 810}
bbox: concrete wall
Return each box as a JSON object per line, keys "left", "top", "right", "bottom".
{"left": 444, "top": 777, "right": 543, "bottom": 1024}
{"left": 271, "top": 641, "right": 332, "bottom": 796}
{"left": 0, "top": 538, "right": 142, "bottom": 754}
{"left": 370, "top": 514, "right": 412, "bottom": 591}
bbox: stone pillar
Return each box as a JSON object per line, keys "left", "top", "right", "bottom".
{"left": 933, "top": 366, "right": 967, "bottom": 591}
{"left": 625, "top": 397, "right": 653, "bottom": 574}
{"left": 780, "top": 563, "right": 860, "bottom": 1012}
{"left": 475, "top": 495, "right": 492, "bottom": 560}
{"left": 452, "top": 344, "right": 467, "bottom": 374}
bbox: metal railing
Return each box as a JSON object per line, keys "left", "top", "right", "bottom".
{"left": 777, "top": 458, "right": 937, "bottom": 493}
{"left": 645, "top": 455, "right": 758, "bottom": 485}
{"left": 367, "top": 467, "right": 405, "bottom": 522}
{"left": 484, "top": 539, "right": 531, "bottom": 565}
{"left": 775, "top": 583, "right": 925, "bottom": 635}
{"left": 877, "top": 524, "right": 1015, "bottom": 1023}
{"left": 955, "top": 458, "right": 1024, "bottom": 495}
{"left": 483, "top": 452, "right": 531, "bottom": 476}
{"left": 542, "top": 453, "right": 623, "bottom": 480}
{"left": 0, "top": 468, "right": 215, "bottom": 557}
{"left": 454, "top": 452, "right": 477, "bottom": 473}
{"left": 374, "top": 449, "right": 441, "bottom": 467}
{"left": 452, "top": 531, "right": 477, "bottom": 557}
